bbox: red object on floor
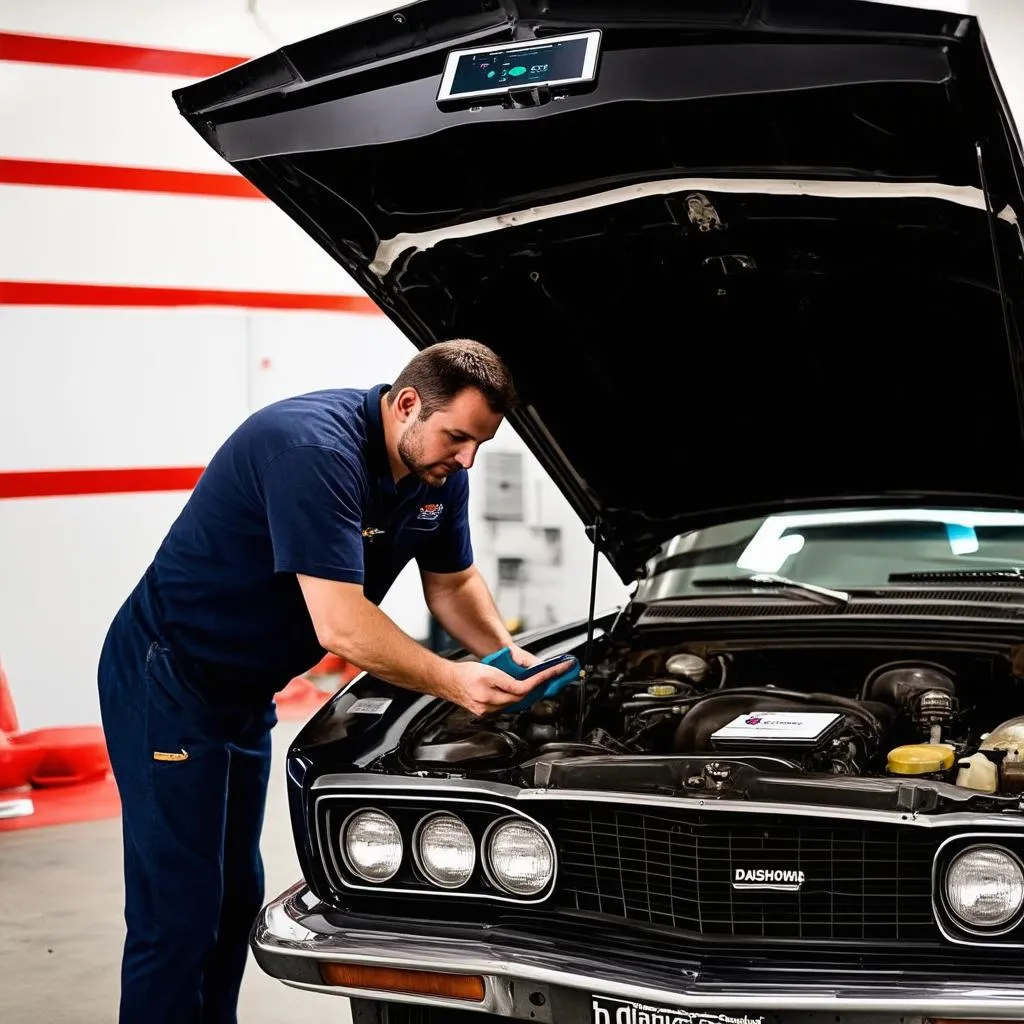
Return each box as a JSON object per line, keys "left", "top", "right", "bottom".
{"left": 0, "top": 731, "right": 46, "bottom": 790}
{"left": 0, "top": 658, "right": 112, "bottom": 788}
{"left": 308, "top": 654, "right": 362, "bottom": 684}
{"left": 0, "top": 660, "right": 119, "bottom": 830}
{"left": 0, "top": 662, "right": 19, "bottom": 733}
{"left": 16, "top": 727, "right": 111, "bottom": 787}
{"left": 309, "top": 653, "right": 346, "bottom": 676}
{"left": 0, "top": 774, "right": 121, "bottom": 832}
{"left": 274, "top": 676, "right": 333, "bottom": 721}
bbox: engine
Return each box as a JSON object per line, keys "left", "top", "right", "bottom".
{"left": 407, "top": 641, "right": 1024, "bottom": 804}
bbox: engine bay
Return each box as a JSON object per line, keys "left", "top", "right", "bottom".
{"left": 405, "top": 639, "right": 1024, "bottom": 809}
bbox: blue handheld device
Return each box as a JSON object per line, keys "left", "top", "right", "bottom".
{"left": 481, "top": 647, "right": 581, "bottom": 713}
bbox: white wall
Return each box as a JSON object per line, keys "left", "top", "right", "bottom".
{"left": 2, "top": 0, "right": 1022, "bottom": 730}
{"left": 0, "top": 0, "right": 627, "bottom": 731}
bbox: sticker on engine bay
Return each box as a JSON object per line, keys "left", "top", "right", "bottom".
{"left": 346, "top": 698, "right": 393, "bottom": 715}
{"left": 591, "top": 997, "right": 765, "bottom": 1024}
{"left": 710, "top": 710, "right": 840, "bottom": 742}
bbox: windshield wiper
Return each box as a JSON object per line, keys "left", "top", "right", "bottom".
{"left": 690, "top": 573, "right": 850, "bottom": 607}
{"left": 888, "top": 568, "right": 1024, "bottom": 584}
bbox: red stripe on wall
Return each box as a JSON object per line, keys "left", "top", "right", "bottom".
{"left": 0, "top": 158, "right": 264, "bottom": 199}
{"left": 0, "top": 467, "right": 204, "bottom": 499}
{"left": 0, "top": 282, "right": 382, "bottom": 314}
{"left": 0, "top": 31, "right": 248, "bottom": 77}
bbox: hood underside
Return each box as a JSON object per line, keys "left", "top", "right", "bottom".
{"left": 173, "top": 0, "right": 1024, "bottom": 580}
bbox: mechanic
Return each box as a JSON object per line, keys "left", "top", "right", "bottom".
{"left": 97, "top": 338, "right": 566, "bottom": 1024}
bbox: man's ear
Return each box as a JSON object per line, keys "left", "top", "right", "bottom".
{"left": 390, "top": 386, "right": 421, "bottom": 423}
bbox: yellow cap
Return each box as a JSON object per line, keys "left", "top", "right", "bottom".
{"left": 647, "top": 684, "right": 676, "bottom": 697}
{"left": 887, "top": 743, "right": 956, "bottom": 775}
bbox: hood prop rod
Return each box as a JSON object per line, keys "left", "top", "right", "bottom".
{"left": 576, "top": 515, "right": 602, "bottom": 741}
{"left": 976, "top": 141, "right": 1024, "bottom": 440}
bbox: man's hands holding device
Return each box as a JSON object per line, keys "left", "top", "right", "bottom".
{"left": 444, "top": 650, "right": 577, "bottom": 717}
{"left": 297, "top": 575, "right": 579, "bottom": 719}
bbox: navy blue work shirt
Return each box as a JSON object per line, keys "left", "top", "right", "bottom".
{"left": 138, "top": 383, "right": 473, "bottom": 690}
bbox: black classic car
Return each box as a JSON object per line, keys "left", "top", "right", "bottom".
{"left": 173, "top": 1, "right": 1024, "bottom": 1021}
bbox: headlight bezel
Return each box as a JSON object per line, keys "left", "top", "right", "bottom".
{"left": 934, "top": 834, "right": 1024, "bottom": 943}
{"left": 317, "top": 793, "right": 558, "bottom": 904}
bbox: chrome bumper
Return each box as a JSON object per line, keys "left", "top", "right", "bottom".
{"left": 253, "top": 882, "right": 1024, "bottom": 1020}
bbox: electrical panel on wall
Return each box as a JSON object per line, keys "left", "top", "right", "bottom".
{"left": 483, "top": 451, "right": 524, "bottom": 521}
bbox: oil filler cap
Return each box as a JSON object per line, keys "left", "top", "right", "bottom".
{"left": 887, "top": 743, "right": 956, "bottom": 775}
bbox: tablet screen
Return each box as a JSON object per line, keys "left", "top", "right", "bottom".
{"left": 438, "top": 31, "right": 601, "bottom": 103}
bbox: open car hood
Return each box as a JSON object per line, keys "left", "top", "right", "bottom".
{"left": 173, "top": 0, "right": 1024, "bottom": 582}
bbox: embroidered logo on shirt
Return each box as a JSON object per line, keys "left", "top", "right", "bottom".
{"left": 361, "top": 526, "right": 386, "bottom": 539}
{"left": 416, "top": 503, "right": 444, "bottom": 521}
{"left": 153, "top": 749, "right": 189, "bottom": 762}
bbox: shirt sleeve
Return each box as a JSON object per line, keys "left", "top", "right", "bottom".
{"left": 415, "top": 472, "right": 474, "bottom": 575}
{"left": 261, "top": 445, "right": 367, "bottom": 584}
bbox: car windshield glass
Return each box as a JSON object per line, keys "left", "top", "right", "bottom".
{"left": 634, "top": 508, "right": 1024, "bottom": 600}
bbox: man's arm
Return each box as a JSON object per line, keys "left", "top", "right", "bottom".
{"left": 297, "top": 575, "right": 556, "bottom": 716}
{"left": 415, "top": 473, "right": 539, "bottom": 668}
{"left": 261, "top": 448, "right": 560, "bottom": 716}
{"left": 421, "top": 565, "right": 539, "bottom": 666}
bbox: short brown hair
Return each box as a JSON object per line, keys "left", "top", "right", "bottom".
{"left": 388, "top": 339, "right": 517, "bottom": 418}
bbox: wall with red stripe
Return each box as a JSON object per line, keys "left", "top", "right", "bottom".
{"left": 0, "top": 1, "right": 631, "bottom": 731}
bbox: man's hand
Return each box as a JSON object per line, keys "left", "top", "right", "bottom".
{"left": 507, "top": 644, "right": 542, "bottom": 670}
{"left": 444, "top": 658, "right": 569, "bottom": 718}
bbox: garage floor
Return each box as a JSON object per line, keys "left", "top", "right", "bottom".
{"left": 0, "top": 719, "right": 353, "bottom": 1023}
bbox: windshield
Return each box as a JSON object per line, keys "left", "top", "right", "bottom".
{"left": 634, "top": 508, "right": 1024, "bottom": 600}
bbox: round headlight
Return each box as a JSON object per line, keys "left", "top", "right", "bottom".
{"left": 342, "top": 810, "right": 402, "bottom": 883}
{"left": 415, "top": 813, "right": 476, "bottom": 889}
{"left": 945, "top": 845, "right": 1024, "bottom": 930}
{"left": 486, "top": 818, "right": 554, "bottom": 896}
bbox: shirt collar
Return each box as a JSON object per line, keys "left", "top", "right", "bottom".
{"left": 363, "top": 383, "right": 396, "bottom": 494}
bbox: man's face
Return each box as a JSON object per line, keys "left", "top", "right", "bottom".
{"left": 398, "top": 387, "right": 502, "bottom": 486}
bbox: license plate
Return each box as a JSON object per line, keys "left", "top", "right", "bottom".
{"left": 591, "top": 997, "right": 767, "bottom": 1024}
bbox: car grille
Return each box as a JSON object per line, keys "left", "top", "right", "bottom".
{"left": 552, "top": 805, "right": 940, "bottom": 941}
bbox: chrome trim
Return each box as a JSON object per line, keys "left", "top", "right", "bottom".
{"left": 253, "top": 882, "right": 1024, "bottom": 1017}
{"left": 411, "top": 812, "right": 476, "bottom": 891}
{"left": 932, "top": 833, "right": 1024, "bottom": 947}
{"left": 481, "top": 815, "right": 556, "bottom": 897}
{"left": 314, "top": 793, "right": 558, "bottom": 904}
{"left": 311, "top": 772, "right": 1024, "bottom": 829}
{"left": 336, "top": 807, "right": 403, "bottom": 884}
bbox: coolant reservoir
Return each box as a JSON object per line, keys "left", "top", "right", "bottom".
{"left": 980, "top": 716, "right": 1024, "bottom": 761}
{"left": 886, "top": 743, "right": 956, "bottom": 776}
{"left": 955, "top": 752, "right": 999, "bottom": 793}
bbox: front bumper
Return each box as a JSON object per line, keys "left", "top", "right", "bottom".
{"left": 253, "top": 882, "right": 1024, "bottom": 1022}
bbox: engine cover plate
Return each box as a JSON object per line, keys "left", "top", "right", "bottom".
{"left": 710, "top": 710, "right": 844, "bottom": 751}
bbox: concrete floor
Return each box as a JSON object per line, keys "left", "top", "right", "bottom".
{"left": 0, "top": 719, "right": 353, "bottom": 1023}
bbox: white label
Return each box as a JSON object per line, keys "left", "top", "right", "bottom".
{"left": 591, "top": 997, "right": 765, "bottom": 1024}
{"left": 347, "top": 698, "right": 393, "bottom": 715}
{"left": 711, "top": 710, "right": 840, "bottom": 741}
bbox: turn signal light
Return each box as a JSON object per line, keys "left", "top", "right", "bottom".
{"left": 319, "top": 963, "right": 486, "bottom": 1001}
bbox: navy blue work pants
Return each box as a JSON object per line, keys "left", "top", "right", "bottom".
{"left": 97, "top": 587, "right": 277, "bottom": 1023}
